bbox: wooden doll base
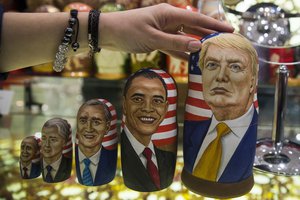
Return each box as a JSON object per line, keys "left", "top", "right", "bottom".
{"left": 181, "top": 168, "right": 254, "bottom": 199}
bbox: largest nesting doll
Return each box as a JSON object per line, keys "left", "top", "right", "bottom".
{"left": 182, "top": 32, "right": 259, "bottom": 198}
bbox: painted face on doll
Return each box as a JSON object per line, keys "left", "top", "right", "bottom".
{"left": 123, "top": 76, "right": 168, "bottom": 139}
{"left": 202, "top": 44, "right": 255, "bottom": 120}
{"left": 77, "top": 105, "right": 110, "bottom": 152}
{"left": 20, "top": 137, "right": 38, "bottom": 163}
{"left": 41, "top": 126, "right": 66, "bottom": 163}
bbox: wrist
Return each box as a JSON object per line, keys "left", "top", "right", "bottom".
{"left": 98, "top": 12, "right": 120, "bottom": 50}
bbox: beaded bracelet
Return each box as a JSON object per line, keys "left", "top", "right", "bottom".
{"left": 53, "top": 9, "right": 79, "bottom": 72}
{"left": 88, "top": 10, "right": 101, "bottom": 56}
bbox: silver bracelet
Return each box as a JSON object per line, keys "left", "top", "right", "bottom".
{"left": 53, "top": 10, "right": 78, "bottom": 72}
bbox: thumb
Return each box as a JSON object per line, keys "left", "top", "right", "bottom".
{"left": 153, "top": 31, "right": 201, "bottom": 53}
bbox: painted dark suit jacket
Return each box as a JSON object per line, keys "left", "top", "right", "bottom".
{"left": 42, "top": 156, "right": 72, "bottom": 183}
{"left": 183, "top": 110, "right": 258, "bottom": 183}
{"left": 75, "top": 146, "right": 117, "bottom": 186}
{"left": 20, "top": 162, "right": 41, "bottom": 179}
{"left": 121, "top": 131, "right": 176, "bottom": 192}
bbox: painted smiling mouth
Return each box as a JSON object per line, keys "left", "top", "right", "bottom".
{"left": 139, "top": 117, "right": 156, "bottom": 124}
{"left": 83, "top": 134, "right": 96, "bottom": 139}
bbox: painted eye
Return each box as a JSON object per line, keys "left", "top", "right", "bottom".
{"left": 50, "top": 138, "right": 57, "bottom": 143}
{"left": 230, "top": 63, "right": 242, "bottom": 72}
{"left": 132, "top": 97, "right": 143, "bottom": 103}
{"left": 153, "top": 98, "right": 164, "bottom": 105}
{"left": 92, "top": 120, "right": 101, "bottom": 126}
{"left": 79, "top": 118, "right": 87, "bottom": 124}
{"left": 205, "top": 62, "right": 218, "bottom": 70}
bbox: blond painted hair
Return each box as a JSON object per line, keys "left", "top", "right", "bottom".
{"left": 199, "top": 33, "right": 259, "bottom": 76}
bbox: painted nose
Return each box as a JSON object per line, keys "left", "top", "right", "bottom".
{"left": 216, "top": 65, "right": 229, "bottom": 82}
{"left": 86, "top": 120, "right": 93, "bottom": 131}
{"left": 142, "top": 100, "right": 154, "bottom": 112}
{"left": 45, "top": 139, "right": 50, "bottom": 147}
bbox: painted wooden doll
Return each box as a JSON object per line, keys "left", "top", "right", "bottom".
{"left": 75, "top": 99, "right": 118, "bottom": 186}
{"left": 41, "top": 118, "right": 73, "bottom": 183}
{"left": 182, "top": 33, "right": 259, "bottom": 198}
{"left": 121, "top": 68, "right": 178, "bottom": 192}
{"left": 20, "top": 136, "right": 41, "bottom": 179}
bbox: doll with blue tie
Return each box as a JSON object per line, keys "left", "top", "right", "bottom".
{"left": 75, "top": 99, "right": 118, "bottom": 186}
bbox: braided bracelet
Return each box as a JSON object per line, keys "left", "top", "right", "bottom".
{"left": 88, "top": 10, "right": 101, "bottom": 56}
{"left": 53, "top": 9, "right": 79, "bottom": 72}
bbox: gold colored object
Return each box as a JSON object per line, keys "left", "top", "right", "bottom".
{"left": 61, "top": 52, "right": 93, "bottom": 78}
{"left": 1, "top": 134, "right": 300, "bottom": 199}
{"left": 31, "top": 62, "right": 54, "bottom": 75}
{"left": 193, "top": 123, "right": 231, "bottom": 181}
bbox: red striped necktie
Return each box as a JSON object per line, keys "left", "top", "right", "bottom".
{"left": 23, "top": 167, "right": 29, "bottom": 179}
{"left": 143, "top": 147, "right": 161, "bottom": 189}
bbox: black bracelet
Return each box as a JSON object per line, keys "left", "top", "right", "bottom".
{"left": 53, "top": 9, "right": 78, "bottom": 72}
{"left": 70, "top": 9, "right": 79, "bottom": 52}
{"left": 88, "top": 10, "right": 101, "bottom": 56}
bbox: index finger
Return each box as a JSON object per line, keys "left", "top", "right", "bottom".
{"left": 169, "top": 6, "right": 234, "bottom": 33}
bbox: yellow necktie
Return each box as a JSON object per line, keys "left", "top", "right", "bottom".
{"left": 193, "top": 122, "right": 231, "bottom": 181}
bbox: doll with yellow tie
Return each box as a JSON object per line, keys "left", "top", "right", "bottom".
{"left": 182, "top": 32, "right": 259, "bottom": 198}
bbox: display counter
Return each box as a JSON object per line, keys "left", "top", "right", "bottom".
{"left": 0, "top": 76, "right": 300, "bottom": 199}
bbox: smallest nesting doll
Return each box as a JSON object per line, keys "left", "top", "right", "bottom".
{"left": 20, "top": 136, "right": 41, "bottom": 179}
{"left": 41, "top": 118, "right": 73, "bottom": 183}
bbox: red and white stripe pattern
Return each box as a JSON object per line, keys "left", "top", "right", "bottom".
{"left": 185, "top": 36, "right": 259, "bottom": 121}
{"left": 122, "top": 69, "right": 178, "bottom": 147}
{"left": 98, "top": 99, "right": 118, "bottom": 150}
{"left": 63, "top": 131, "right": 73, "bottom": 157}
{"left": 31, "top": 135, "right": 42, "bottom": 163}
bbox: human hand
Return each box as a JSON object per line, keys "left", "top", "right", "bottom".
{"left": 100, "top": 3, "right": 234, "bottom": 60}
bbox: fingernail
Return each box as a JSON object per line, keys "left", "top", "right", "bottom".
{"left": 188, "top": 40, "right": 201, "bottom": 52}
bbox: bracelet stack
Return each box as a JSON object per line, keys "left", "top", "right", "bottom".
{"left": 53, "top": 9, "right": 79, "bottom": 72}
{"left": 53, "top": 9, "right": 101, "bottom": 72}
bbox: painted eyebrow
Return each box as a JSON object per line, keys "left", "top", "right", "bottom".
{"left": 204, "top": 56, "right": 244, "bottom": 64}
{"left": 91, "top": 117, "right": 102, "bottom": 121}
{"left": 130, "top": 93, "right": 144, "bottom": 98}
{"left": 226, "top": 58, "right": 244, "bottom": 63}
{"left": 204, "top": 56, "right": 219, "bottom": 63}
{"left": 153, "top": 95, "right": 165, "bottom": 101}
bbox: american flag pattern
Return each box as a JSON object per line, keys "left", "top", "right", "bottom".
{"left": 185, "top": 33, "right": 259, "bottom": 121}
{"left": 31, "top": 135, "right": 42, "bottom": 163}
{"left": 75, "top": 99, "right": 118, "bottom": 150}
{"left": 62, "top": 130, "right": 73, "bottom": 157}
{"left": 98, "top": 99, "right": 118, "bottom": 150}
{"left": 122, "top": 69, "right": 178, "bottom": 147}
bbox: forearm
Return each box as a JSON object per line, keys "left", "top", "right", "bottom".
{"left": 0, "top": 12, "right": 90, "bottom": 72}
{"left": 0, "top": 4, "right": 234, "bottom": 72}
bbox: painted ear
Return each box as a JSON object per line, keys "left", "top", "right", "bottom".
{"left": 105, "top": 121, "right": 111, "bottom": 134}
{"left": 122, "top": 96, "right": 127, "bottom": 115}
{"left": 162, "top": 100, "right": 169, "bottom": 119}
{"left": 250, "top": 76, "right": 255, "bottom": 94}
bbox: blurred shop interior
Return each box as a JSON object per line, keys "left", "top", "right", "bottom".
{"left": 0, "top": 0, "right": 300, "bottom": 199}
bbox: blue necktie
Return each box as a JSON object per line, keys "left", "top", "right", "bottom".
{"left": 45, "top": 165, "right": 53, "bottom": 182}
{"left": 82, "top": 158, "right": 93, "bottom": 186}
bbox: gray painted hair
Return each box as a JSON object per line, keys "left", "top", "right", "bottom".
{"left": 42, "top": 118, "right": 71, "bottom": 141}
